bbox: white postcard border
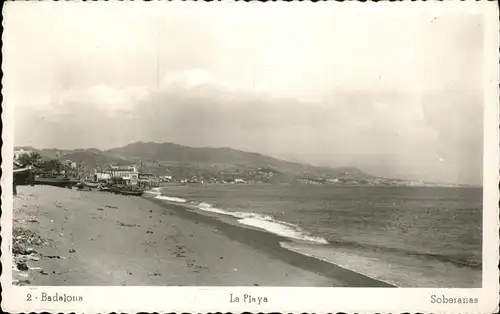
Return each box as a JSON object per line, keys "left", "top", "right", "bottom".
{"left": 1, "top": 1, "right": 499, "bottom": 313}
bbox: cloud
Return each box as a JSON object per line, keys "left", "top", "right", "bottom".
{"left": 5, "top": 5, "right": 485, "bottom": 185}
{"left": 13, "top": 68, "right": 483, "bottom": 184}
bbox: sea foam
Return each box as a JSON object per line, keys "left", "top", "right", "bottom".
{"left": 155, "top": 195, "right": 188, "bottom": 203}
{"left": 157, "top": 195, "right": 328, "bottom": 245}
{"left": 237, "top": 217, "right": 328, "bottom": 244}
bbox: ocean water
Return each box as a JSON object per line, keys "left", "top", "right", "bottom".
{"left": 150, "top": 184, "right": 482, "bottom": 287}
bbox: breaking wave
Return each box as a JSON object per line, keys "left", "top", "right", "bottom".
{"left": 155, "top": 195, "right": 327, "bottom": 244}
{"left": 155, "top": 195, "right": 188, "bottom": 203}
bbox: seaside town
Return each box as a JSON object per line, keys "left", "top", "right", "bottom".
{"left": 10, "top": 145, "right": 481, "bottom": 289}
{"left": 13, "top": 147, "right": 460, "bottom": 196}
{"left": 13, "top": 149, "right": 167, "bottom": 195}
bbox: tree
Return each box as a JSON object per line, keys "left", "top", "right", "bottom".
{"left": 38, "top": 158, "right": 64, "bottom": 175}
{"left": 16, "top": 152, "right": 42, "bottom": 168}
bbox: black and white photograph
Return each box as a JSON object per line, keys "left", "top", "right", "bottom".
{"left": 2, "top": 1, "right": 498, "bottom": 312}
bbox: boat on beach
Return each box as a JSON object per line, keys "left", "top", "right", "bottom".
{"left": 98, "top": 183, "right": 112, "bottom": 192}
{"left": 119, "top": 189, "right": 144, "bottom": 196}
{"left": 109, "top": 184, "right": 144, "bottom": 196}
{"left": 34, "top": 175, "right": 75, "bottom": 188}
{"left": 82, "top": 181, "right": 99, "bottom": 188}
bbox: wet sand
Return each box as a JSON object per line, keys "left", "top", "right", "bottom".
{"left": 11, "top": 185, "right": 392, "bottom": 287}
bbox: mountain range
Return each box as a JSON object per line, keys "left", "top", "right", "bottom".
{"left": 15, "top": 141, "right": 374, "bottom": 183}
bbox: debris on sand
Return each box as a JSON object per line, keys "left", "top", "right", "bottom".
{"left": 146, "top": 230, "right": 154, "bottom": 234}
{"left": 16, "top": 279, "right": 32, "bottom": 286}
{"left": 13, "top": 227, "right": 49, "bottom": 254}
{"left": 26, "top": 255, "right": 40, "bottom": 261}
{"left": 105, "top": 205, "right": 118, "bottom": 209}
{"left": 152, "top": 271, "right": 161, "bottom": 277}
{"left": 97, "top": 208, "right": 104, "bottom": 211}
{"left": 40, "top": 270, "right": 49, "bottom": 275}
{"left": 117, "top": 221, "right": 139, "bottom": 227}
{"left": 28, "top": 266, "right": 42, "bottom": 271}
{"left": 42, "top": 254, "right": 65, "bottom": 259}
{"left": 16, "top": 260, "right": 29, "bottom": 271}
{"left": 69, "top": 248, "right": 76, "bottom": 253}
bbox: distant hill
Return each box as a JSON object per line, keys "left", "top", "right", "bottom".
{"left": 106, "top": 141, "right": 373, "bottom": 179}
{"left": 15, "top": 141, "right": 374, "bottom": 182}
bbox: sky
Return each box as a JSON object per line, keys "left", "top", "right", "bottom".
{"left": 4, "top": 2, "right": 487, "bottom": 185}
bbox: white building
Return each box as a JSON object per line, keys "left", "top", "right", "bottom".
{"left": 109, "top": 165, "right": 139, "bottom": 185}
{"left": 95, "top": 171, "right": 112, "bottom": 181}
{"left": 160, "top": 175, "right": 172, "bottom": 182}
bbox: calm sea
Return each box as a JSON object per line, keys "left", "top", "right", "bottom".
{"left": 153, "top": 184, "right": 482, "bottom": 287}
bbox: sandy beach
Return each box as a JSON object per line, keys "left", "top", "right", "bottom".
{"left": 11, "top": 185, "right": 392, "bottom": 287}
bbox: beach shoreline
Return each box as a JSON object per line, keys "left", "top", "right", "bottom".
{"left": 11, "top": 185, "right": 392, "bottom": 287}
{"left": 143, "top": 194, "right": 394, "bottom": 287}
{"left": 149, "top": 184, "right": 481, "bottom": 288}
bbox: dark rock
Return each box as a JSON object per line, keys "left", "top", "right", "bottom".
{"left": 16, "top": 261, "right": 29, "bottom": 271}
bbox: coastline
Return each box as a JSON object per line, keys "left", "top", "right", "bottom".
{"left": 145, "top": 184, "right": 482, "bottom": 288}
{"left": 11, "top": 185, "right": 392, "bottom": 287}
{"left": 144, "top": 194, "right": 394, "bottom": 287}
